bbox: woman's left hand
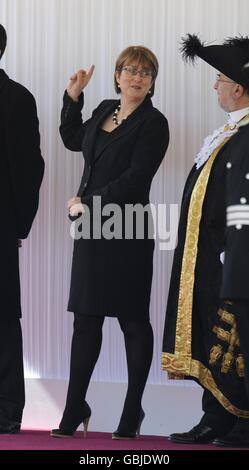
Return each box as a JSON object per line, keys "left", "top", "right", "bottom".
{"left": 67, "top": 197, "right": 85, "bottom": 217}
{"left": 68, "top": 197, "right": 81, "bottom": 210}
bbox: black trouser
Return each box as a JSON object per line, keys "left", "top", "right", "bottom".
{"left": 234, "top": 301, "right": 249, "bottom": 399}
{"left": 200, "top": 389, "right": 237, "bottom": 432}
{"left": 0, "top": 318, "right": 25, "bottom": 424}
{"left": 60, "top": 313, "right": 153, "bottom": 431}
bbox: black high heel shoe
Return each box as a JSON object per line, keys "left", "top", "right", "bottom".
{"left": 50, "top": 401, "right": 91, "bottom": 438}
{"left": 112, "top": 409, "right": 145, "bottom": 439}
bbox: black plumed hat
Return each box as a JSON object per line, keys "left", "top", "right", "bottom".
{"left": 181, "top": 34, "right": 249, "bottom": 87}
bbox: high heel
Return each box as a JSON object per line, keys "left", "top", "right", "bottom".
{"left": 136, "top": 410, "right": 144, "bottom": 437}
{"left": 112, "top": 409, "right": 145, "bottom": 440}
{"left": 51, "top": 401, "right": 91, "bottom": 438}
{"left": 82, "top": 415, "right": 90, "bottom": 438}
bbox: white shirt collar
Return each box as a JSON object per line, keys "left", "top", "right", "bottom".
{"left": 195, "top": 107, "right": 249, "bottom": 170}
{"left": 228, "top": 107, "right": 249, "bottom": 124}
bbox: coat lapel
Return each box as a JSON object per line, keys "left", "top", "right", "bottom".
{"left": 83, "top": 96, "right": 153, "bottom": 164}
{"left": 0, "top": 69, "right": 9, "bottom": 92}
{"left": 81, "top": 100, "right": 117, "bottom": 162}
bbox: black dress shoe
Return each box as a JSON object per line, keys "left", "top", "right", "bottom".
{"left": 0, "top": 421, "right": 20, "bottom": 434}
{"left": 169, "top": 423, "right": 223, "bottom": 444}
{"left": 213, "top": 419, "right": 249, "bottom": 448}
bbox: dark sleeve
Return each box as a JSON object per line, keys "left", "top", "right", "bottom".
{"left": 81, "top": 112, "right": 169, "bottom": 207}
{"left": 220, "top": 147, "right": 249, "bottom": 301}
{"left": 59, "top": 91, "right": 102, "bottom": 151}
{"left": 7, "top": 90, "right": 44, "bottom": 239}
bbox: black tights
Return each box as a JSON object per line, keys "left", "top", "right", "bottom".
{"left": 60, "top": 313, "right": 153, "bottom": 431}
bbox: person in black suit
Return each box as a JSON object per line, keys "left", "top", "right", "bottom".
{"left": 162, "top": 34, "right": 249, "bottom": 447}
{"left": 51, "top": 45, "right": 169, "bottom": 439}
{"left": 0, "top": 24, "right": 44, "bottom": 433}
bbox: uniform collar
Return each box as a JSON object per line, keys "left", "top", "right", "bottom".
{"left": 228, "top": 106, "right": 249, "bottom": 125}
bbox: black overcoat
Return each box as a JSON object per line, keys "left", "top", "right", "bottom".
{"left": 60, "top": 92, "right": 169, "bottom": 317}
{"left": 0, "top": 69, "right": 44, "bottom": 319}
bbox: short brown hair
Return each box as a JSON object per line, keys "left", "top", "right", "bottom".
{"left": 114, "top": 45, "right": 159, "bottom": 97}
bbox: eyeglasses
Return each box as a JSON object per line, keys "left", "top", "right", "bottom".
{"left": 216, "top": 73, "right": 235, "bottom": 84}
{"left": 121, "top": 66, "right": 152, "bottom": 78}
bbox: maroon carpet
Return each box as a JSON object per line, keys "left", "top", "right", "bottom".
{"left": 0, "top": 430, "right": 243, "bottom": 450}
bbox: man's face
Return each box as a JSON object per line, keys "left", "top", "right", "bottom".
{"left": 213, "top": 72, "right": 237, "bottom": 112}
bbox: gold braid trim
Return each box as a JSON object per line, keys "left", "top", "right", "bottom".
{"left": 175, "top": 138, "right": 231, "bottom": 358}
{"left": 209, "top": 344, "right": 223, "bottom": 364}
{"left": 213, "top": 326, "right": 231, "bottom": 344}
{"left": 221, "top": 323, "right": 238, "bottom": 373}
{"left": 162, "top": 352, "right": 249, "bottom": 417}
{"left": 212, "top": 309, "right": 241, "bottom": 373}
{"left": 217, "top": 308, "right": 235, "bottom": 326}
{"left": 212, "top": 325, "right": 239, "bottom": 347}
{"left": 236, "top": 355, "right": 245, "bottom": 377}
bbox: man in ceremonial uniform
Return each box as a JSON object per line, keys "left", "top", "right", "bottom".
{"left": 162, "top": 34, "right": 249, "bottom": 447}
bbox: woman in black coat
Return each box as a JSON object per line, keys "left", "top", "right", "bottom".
{"left": 51, "top": 46, "right": 169, "bottom": 439}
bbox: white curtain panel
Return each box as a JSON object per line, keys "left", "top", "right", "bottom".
{"left": 0, "top": 0, "right": 248, "bottom": 382}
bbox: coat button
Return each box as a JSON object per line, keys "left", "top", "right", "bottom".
{"left": 240, "top": 197, "right": 247, "bottom": 204}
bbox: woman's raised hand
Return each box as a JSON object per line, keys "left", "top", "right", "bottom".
{"left": 67, "top": 65, "right": 95, "bottom": 101}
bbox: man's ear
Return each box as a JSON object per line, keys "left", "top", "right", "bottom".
{"left": 234, "top": 84, "right": 243, "bottom": 97}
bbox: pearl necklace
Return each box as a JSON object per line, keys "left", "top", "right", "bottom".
{"left": 112, "top": 104, "right": 126, "bottom": 126}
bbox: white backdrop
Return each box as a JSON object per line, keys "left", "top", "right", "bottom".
{"left": 0, "top": 0, "right": 248, "bottom": 387}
